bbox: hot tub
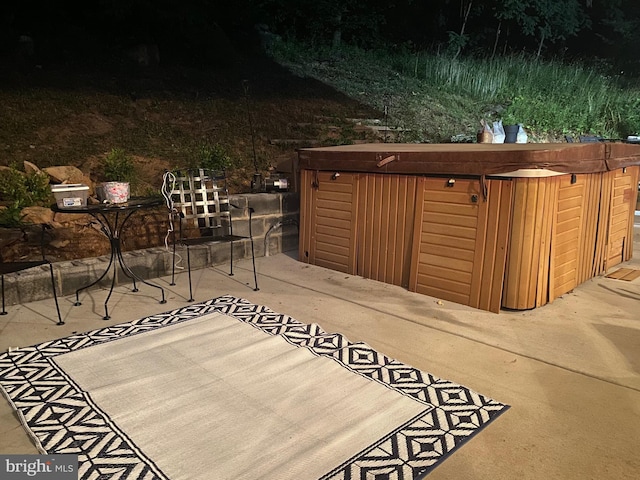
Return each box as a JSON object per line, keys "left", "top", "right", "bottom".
{"left": 297, "top": 143, "right": 640, "bottom": 312}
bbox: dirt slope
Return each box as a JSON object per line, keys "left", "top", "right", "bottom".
{"left": 0, "top": 55, "right": 382, "bottom": 194}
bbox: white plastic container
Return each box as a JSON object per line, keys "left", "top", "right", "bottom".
{"left": 51, "top": 184, "right": 89, "bottom": 208}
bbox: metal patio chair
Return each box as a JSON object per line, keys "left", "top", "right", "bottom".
{"left": 1, "top": 224, "right": 63, "bottom": 325}
{"left": 164, "top": 168, "right": 259, "bottom": 301}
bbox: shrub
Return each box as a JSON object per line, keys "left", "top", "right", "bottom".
{"left": 0, "top": 164, "right": 50, "bottom": 227}
{"left": 193, "top": 143, "right": 235, "bottom": 172}
{"left": 0, "top": 164, "right": 50, "bottom": 208}
{"left": 103, "top": 148, "right": 137, "bottom": 183}
{"left": 0, "top": 204, "right": 25, "bottom": 227}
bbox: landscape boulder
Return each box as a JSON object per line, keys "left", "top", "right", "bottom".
{"left": 43, "top": 165, "right": 94, "bottom": 195}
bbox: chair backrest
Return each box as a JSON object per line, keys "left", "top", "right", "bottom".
{"left": 169, "top": 169, "right": 231, "bottom": 238}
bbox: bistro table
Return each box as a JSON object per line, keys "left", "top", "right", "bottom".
{"left": 52, "top": 197, "right": 166, "bottom": 319}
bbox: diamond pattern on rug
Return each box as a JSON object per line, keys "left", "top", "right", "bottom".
{"left": 0, "top": 295, "right": 509, "bottom": 480}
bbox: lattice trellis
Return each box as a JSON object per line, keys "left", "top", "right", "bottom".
{"left": 170, "top": 168, "right": 230, "bottom": 237}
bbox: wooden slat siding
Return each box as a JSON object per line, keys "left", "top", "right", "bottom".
{"left": 309, "top": 171, "right": 359, "bottom": 274}
{"left": 469, "top": 180, "right": 490, "bottom": 309}
{"left": 360, "top": 174, "right": 377, "bottom": 280}
{"left": 398, "top": 177, "right": 418, "bottom": 287}
{"left": 503, "top": 178, "right": 544, "bottom": 310}
{"left": 385, "top": 175, "right": 398, "bottom": 284}
{"left": 606, "top": 171, "right": 630, "bottom": 267}
{"left": 533, "top": 176, "right": 554, "bottom": 306}
{"left": 355, "top": 174, "right": 417, "bottom": 286}
{"left": 502, "top": 178, "right": 525, "bottom": 309}
{"left": 583, "top": 173, "right": 597, "bottom": 279}
{"left": 388, "top": 174, "right": 417, "bottom": 287}
{"left": 595, "top": 172, "right": 609, "bottom": 273}
{"left": 409, "top": 178, "right": 481, "bottom": 306}
{"left": 576, "top": 175, "right": 597, "bottom": 285}
{"left": 577, "top": 173, "right": 600, "bottom": 283}
{"left": 606, "top": 168, "right": 637, "bottom": 268}
{"left": 625, "top": 166, "right": 640, "bottom": 260}
{"left": 408, "top": 178, "right": 427, "bottom": 291}
{"left": 298, "top": 169, "right": 314, "bottom": 263}
{"left": 546, "top": 177, "right": 561, "bottom": 303}
{"left": 503, "top": 176, "right": 569, "bottom": 310}
{"left": 551, "top": 174, "right": 585, "bottom": 300}
{"left": 608, "top": 268, "right": 640, "bottom": 281}
{"left": 525, "top": 178, "right": 548, "bottom": 306}
{"left": 594, "top": 171, "right": 614, "bottom": 274}
{"left": 356, "top": 174, "right": 375, "bottom": 281}
{"left": 374, "top": 174, "right": 384, "bottom": 280}
{"left": 470, "top": 180, "right": 514, "bottom": 312}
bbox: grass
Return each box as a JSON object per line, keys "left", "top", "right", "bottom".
{"left": 1, "top": 42, "right": 639, "bottom": 198}
{"left": 269, "top": 41, "right": 640, "bottom": 141}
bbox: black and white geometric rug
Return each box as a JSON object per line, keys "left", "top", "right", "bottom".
{"left": 0, "top": 295, "right": 509, "bottom": 479}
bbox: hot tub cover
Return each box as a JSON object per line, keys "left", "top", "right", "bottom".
{"left": 298, "top": 143, "right": 640, "bottom": 176}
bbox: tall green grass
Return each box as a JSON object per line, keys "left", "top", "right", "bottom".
{"left": 391, "top": 51, "right": 639, "bottom": 137}
{"left": 270, "top": 40, "right": 640, "bottom": 139}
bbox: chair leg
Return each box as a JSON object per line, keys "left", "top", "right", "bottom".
{"left": 228, "top": 204, "right": 235, "bottom": 277}
{"left": 48, "top": 264, "right": 64, "bottom": 326}
{"left": 248, "top": 208, "right": 259, "bottom": 291}
{"left": 170, "top": 229, "right": 177, "bottom": 286}
{"left": 0, "top": 271, "right": 63, "bottom": 325}
{"left": 186, "top": 245, "right": 194, "bottom": 302}
{"left": 1, "top": 275, "right": 6, "bottom": 316}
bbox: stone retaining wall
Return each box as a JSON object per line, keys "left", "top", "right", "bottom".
{"left": 2, "top": 192, "right": 300, "bottom": 307}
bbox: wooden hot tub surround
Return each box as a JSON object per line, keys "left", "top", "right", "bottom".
{"left": 298, "top": 143, "right": 640, "bottom": 312}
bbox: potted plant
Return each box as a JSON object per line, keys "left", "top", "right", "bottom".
{"left": 98, "top": 148, "right": 137, "bottom": 203}
{"left": 501, "top": 112, "right": 520, "bottom": 143}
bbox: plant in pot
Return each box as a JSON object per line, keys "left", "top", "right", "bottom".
{"left": 183, "top": 142, "right": 241, "bottom": 190}
{"left": 98, "top": 148, "right": 137, "bottom": 203}
{"left": 501, "top": 113, "right": 520, "bottom": 143}
{"left": 180, "top": 143, "right": 235, "bottom": 177}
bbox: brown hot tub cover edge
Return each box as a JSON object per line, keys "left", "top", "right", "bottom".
{"left": 298, "top": 143, "right": 640, "bottom": 176}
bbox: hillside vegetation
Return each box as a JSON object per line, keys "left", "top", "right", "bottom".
{"left": 2, "top": 40, "right": 639, "bottom": 204}
{"left": 270, "top": 42, "right": 640, "bottom": 143}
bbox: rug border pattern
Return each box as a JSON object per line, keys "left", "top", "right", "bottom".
{"left": 0, "top": 295, "right": 509, "bottom": 480}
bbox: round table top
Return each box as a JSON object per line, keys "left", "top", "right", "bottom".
{"left": 51, "top": 196, "right": 165, "bottom": 213}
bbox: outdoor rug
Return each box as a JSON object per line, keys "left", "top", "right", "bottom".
{"left": 0, "top": 295, "right": 509, "bottom": 479}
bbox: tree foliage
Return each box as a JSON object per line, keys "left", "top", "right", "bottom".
{"left": 1, "top": 0, "right": 639, "bottom": 74}
{"left": 497, "top": 0, "right": 589, "bottom": 57}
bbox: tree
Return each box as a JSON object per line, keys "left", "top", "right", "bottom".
{"left": 252, "top": 0, "right": 402, "bottom": 48}
{"left": 497, "top": 0, "right": 590, "bottom": 57}
{"left": 596, "top": 0, "right": 640, "bottom": 73}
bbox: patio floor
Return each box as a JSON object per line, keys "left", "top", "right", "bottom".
{"left": 1, "top": 234, "right": 639, "bottom": 479}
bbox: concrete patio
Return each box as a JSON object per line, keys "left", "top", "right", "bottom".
{"left": 1, "top": 229, "right": 639, "bottom": 479}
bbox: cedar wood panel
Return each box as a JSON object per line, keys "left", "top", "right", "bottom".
{"left": 299, "top": 170, "right": 359, "bottom": 274}
{"left": 299, "top": 165, "right": 637, "bottom": 312}
{"left": 356, "top": 174, "right": 417, "bottom": 287}
{"left": 408, "top": 177, "right": 513, "bottom": 313}
{"left": 606, "top": 166, "right": 639, "bottom": 269}
{"left": 299, "top": 171, "right": 417, "bottom": 283}
{"left": 502, "top": 166, "right": 639, "bottom": 310}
